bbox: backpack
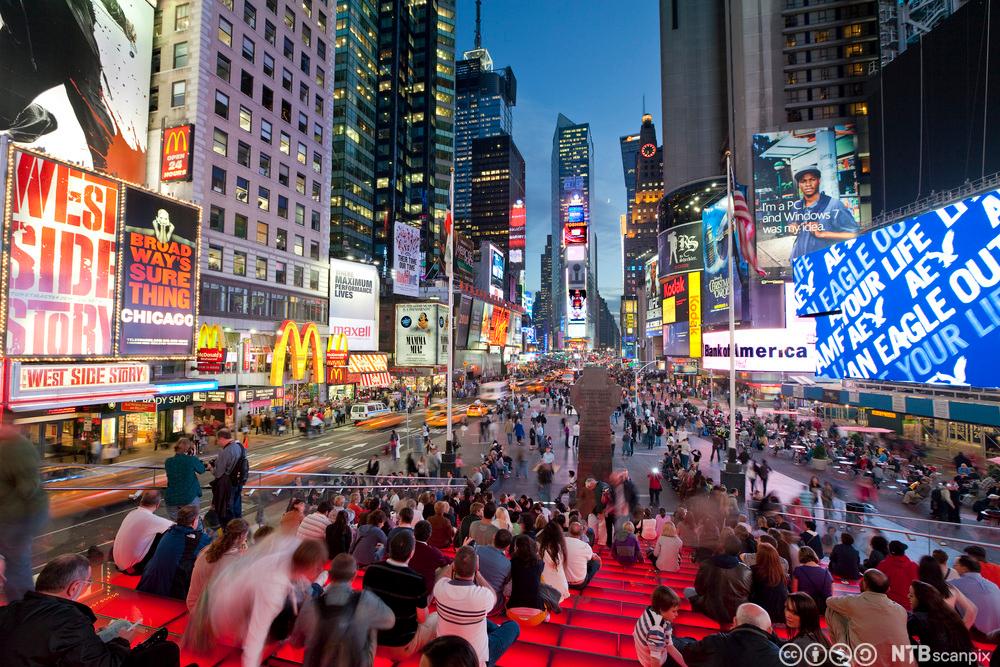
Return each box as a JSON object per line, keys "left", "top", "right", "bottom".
{"left": 305, "top": 590, "right": 365, "bottom": 667}
{"left": 229, "top": 444, "right": 249, "bottom": 487}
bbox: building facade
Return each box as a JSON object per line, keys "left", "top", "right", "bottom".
{"left": 536, "top": 234, "right": 553, "bottom": 350}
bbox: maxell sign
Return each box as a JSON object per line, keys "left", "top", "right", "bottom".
{"left": 328, "top": 258, "right": 379, "bottom": 350}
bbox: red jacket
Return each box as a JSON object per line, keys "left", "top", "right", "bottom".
{"left": 877, "top": 554, "right": 918, "bottom": 610}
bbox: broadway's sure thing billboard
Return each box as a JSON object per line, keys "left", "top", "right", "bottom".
{"left": 395, "top": 303, "right": 445, "bottom": 366}
{"left": 752, "top": 125, "right": 862, "bottom": 279}
{"left": 701, "top": 194, "right": 748, "bottom": 326}
{"left": 329, "top": 258, "right": 379, "bottom": 350}
{"left": 119, "top": 187, "right": 199, "bottom": 356}
{"left": 792, "top": 189, "right": 1000, "bottom": 388}
{"left": 0, "top": 0, "right": 155, "bottom": 183}
{"left": 393, "top": 221, "right": 420, "bottom": 296}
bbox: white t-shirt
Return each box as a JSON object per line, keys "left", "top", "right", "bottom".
{"left": 433, "top": 579, "right": 496, "bottom": 667}
{"left": 563, "top": 536, "right": 594, "bottom": 584}
{"left": 112, "top": 507, "right": 174, "bottom": 570}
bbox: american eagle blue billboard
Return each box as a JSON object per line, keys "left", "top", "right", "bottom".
{"left": 792, "top": 190, "right": 1000, "bottom": 388}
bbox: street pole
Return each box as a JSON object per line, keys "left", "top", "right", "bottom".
{"left": 445, "top": 169, "right": 455, "bottom": 455}
{"left": 726, "top": 151, "right": 737, "bottom": 457}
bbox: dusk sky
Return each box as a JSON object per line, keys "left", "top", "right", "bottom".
{"left": 455, "top": 0, "right": 661, "bottom": 314}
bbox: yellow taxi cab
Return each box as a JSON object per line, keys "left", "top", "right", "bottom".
{"left": 426, "top": 404, "right": 465, "bottom": 427}
{"left": 355, "top": 412, "right": 406, "bottom": 431}
{"left": 466, "top": 401, "right": 490, "bottom": 418}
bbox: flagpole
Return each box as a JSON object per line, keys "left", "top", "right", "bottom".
{"left": 726, "top": 151, "right": 737, "bottom": 457}
{"left": 446, "top": 169, "right": 455, "bottom": 453}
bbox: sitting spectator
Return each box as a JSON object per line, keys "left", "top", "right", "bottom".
{"left": 825, "top": 569, "right": 916, "bottom": 667}
{"left": 290, "top": 554, "right": 395, "bottom": 667}
{"left": 138, "top": 505, "right": 211, "bottom": 599}
{"left": 638, "top": 508, "right": 659, "bottom": 541}
{"left": 749, "top": 543, "right": 788, "bottom": 625}
{"left": 916, "top": 555, "right": 978, "bottom": 628}
{"left": 828, "top": 532, "right": 862, "bottom": 581}
{"left": 862, "top": 535, "right": 888, "bottom": 571}
{"left": 538, "top": 521, "right": 570, "bottom": 602}
{"left": 325, "top": 509, "right": 353, "bottom": 560}
{"left": 907, "top": 580, "right": 978, "bottom": 667}
{"left": 612, "top": 521, "right": 643, "bottom": 565}
{"left": 633, "top": 585, "right": 695, "bottom": 667}
{"left": 410, "top": 520, "right": 453, "bottom": 595}
{"left": 0, "top": 554, "right": 181, "bottom": 667}
{"left": 186, "top": 518, "right": 249, "bottom": 612}
{"left": 473, "top": 529, "right": 512, "bottom": 615}
{"left": 878, "top": 540, "right": 918, "bottom": 611}
{"left": 734, "top": 522, "right": 757, "bottom": 555}
{"left": 387, "top": 506, "right": 417, "bottom": 543}
{"left": 798, "top": 520, "right": 823, "bottom": 560}
{"left": 421, "top": 636, "right": 480, "bottom": 667}
{"left": 428, "top": 501, "right": 457, "bottom": 550}
{"left": 791, "top": 547, "right": 833, "bottom": 615}
{"left": 507, "top": 534, "right": 558, "bottom": 616}
{"left": 903, "top": 477, "right": 932, "bottom": 505}
{"left": 112, "top": 490, "right": 173, "bottom": 575}
{"left": 352, "top": 510, "right": 388, "bottom": 567}
{"left": 651, "top": 521, "right": 683, "bottom": 573}
{"left": 468, "top": 503, "right": 499, "bottom": 547}
{"left": 297, "top": 501, "right": 334, "bottom": 542}
{"left": 433, "top": 546, "right": 520, "bottom": 667}
{"left": 280, "top": 499, "right": 307, "bottom": 534}
{"left": 963, "top": 546, "right": 1000, "bottom": 589}
{"left": 950, "top": 555, "right": 1000, "bottom": 641}
{"left": 686, "top": 534, "right": 752, "bottom": 629}
{"left": 564, "top": 522, "right": 601, "bottom": 590}
{"left": 933, "top": 549, "right": 961, "bottom": 582}
{"left": 460, "top": 502, "right": 485, "bottom": 545}
{"left": 680, "top": 603, "right": 782, "bottom": 667}
{"left": 740, "top": 534, "right": 789, "bottom": 575}
{"left": 783, "top": 592, "right": 833, "bottom": 661}
{"left": 363, "top": 531, "right": 439, "bottom": 661}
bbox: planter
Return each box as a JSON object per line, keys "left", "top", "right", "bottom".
{"left": 810, "top": 458, "right": 829, "bottom": 471}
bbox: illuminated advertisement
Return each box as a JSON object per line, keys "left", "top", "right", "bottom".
{"left": 509, "top": 199, "right": 526, "bottom": 251}
{"left": 793, "top": 189, "right": 1000, "bottom": 388}
{"left": 119, "top": 187, "right": 199, "bottom": 356}
{"left": 661, "top": 221, "right": 703, "bottom": 276}
{"left": 568, "top": 203, "right": 584, "bottom": 223}
{"left": 468, "top": 299, "right": 485, "bottom": 348}
{"left": 563, "top": 223, "right": 587, "bottom": 245}
{"left": 662, "top": 273, "right": 689, "bottom": 325}
{"left": 393, "top": 221, "right": 421, "bottom": 296}
{"left": 9, "top": 361, "right": 150, "bottom": 405}
{"left": 488, "top": 307, "right": 511, "bottom": 347}
{"left": 489, "top": 248, "right": 505, "bottom": 299}
{"left": 5, "top": 150, "right": 119, "bottom": 356}
{"left": 437, "top": 303, "right": 449, "bottom": 363}
{"left": 395, "top": 303, "right": 440, "bottom": 366}
{"left": 269, "top": 320, "right": 323, "bottom": 386}
{"left": 701, "top": 193, "right": 748, "bottom": 326}
{"left": 196, "top": 324, "right": 225, "bottom": 373}
{"left": 0, "top": 0, "right": 155, "bottom": 183}
{"left": 644, "top": 257, "right": 662, "bottom": 335}
{"left": 664, "top": 272, "right": 703, "bottom": 358}
{"left": 568, "top": 289, "right": 587, "bottom": 324}
{"left": 456, "top": 294, "right": 473, "bottom": 348}
{"left": 160, "top": 125, "right": 194, "bottom": 182}
{"left": 753, "top": 125, "right": 861, "bottom": 278}
{"left": 566, "top": 262, "right": 587, "bottom": 290}
{"left": 329, "top": 258, "right": 379, "bottom": 350}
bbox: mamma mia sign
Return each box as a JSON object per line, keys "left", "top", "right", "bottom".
{"left": 792, "top": 189, "right": 1000, "bottom": 388}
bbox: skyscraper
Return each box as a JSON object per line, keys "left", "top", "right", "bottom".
{"left": 330, "top": 0, "right": 377, "bottom": 262}
{"left": 620, "top": 132, "right": 640, "bottom": 223}
{"left": 551, "top": 114, "right": 594, "bottom": 348}
{"left": 373, "top": 0, "right": 456, "bottom": 285}
{"left": 537, "top": 234, "right": 553, "bottom": 350}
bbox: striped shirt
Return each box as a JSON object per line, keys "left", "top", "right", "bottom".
{"left": 633, "top": 607, "right": 672, "bottom": 667}
{"left": 432, "top": 579, "right": 496, "bottom": 667}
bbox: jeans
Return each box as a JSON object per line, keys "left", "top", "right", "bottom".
{"left": 650, "top": 488, "right": 661, "bottom": 506}
{"left": 570, "top": 558, "right": 601, "bottom": 590}
{"left": 0, "top": 510, "right": 46, "bottom": 602}
{"left": 231, "top": 486, "right": 243, "bottom": 519}
{"left": 487, "top": 619, "right": 520, "bottom": 666}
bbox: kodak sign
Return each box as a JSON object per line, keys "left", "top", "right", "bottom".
{"left": 161, "top": 125, "right": 193, "bottom": 182}
{"left": 196, "top": 324, "right": 226, "bottom": 373}
{"left": 270, "top": 320, "right": 323, "bottom": 387}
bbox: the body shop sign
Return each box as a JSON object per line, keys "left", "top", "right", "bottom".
{"left": 10, "top": 362, "right": 151, "bottom": 402}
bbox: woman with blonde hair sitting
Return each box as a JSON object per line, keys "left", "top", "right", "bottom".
{"left": 492, "top": 506, "right": 519, "bottom": 535}
{"left": 651, "top": 521, "right": 683, "bottom": 572}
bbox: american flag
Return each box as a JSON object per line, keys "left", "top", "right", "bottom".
{"left": 444, "top": 172, "right": 454, "bottom": 273}
{"left": 732, "top": 185, "right": 766, "bottom": 277}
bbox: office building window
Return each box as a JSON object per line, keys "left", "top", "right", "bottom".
{"left": 284, "top": 7, "right": 296, "bottom": 30}
{"left": 294, "top": 203, "right": 305, "bottom": 226}
{"left": 293, "top": 265, "right": 304, "bottom": 287}
{"left": 255, "top": 257, "right": 267, "bottom": 280}
{"left": 279, "top": 132, "right": 291, "bottom": 155}
{"left": 239, "top": 105, "right": 252, "bottom": 132}
{"left": 219, "top": 17, "right": 233, "bottom": 46}
{"left": 258, "top": 152, "right": 271, "bottom": 177}
{"left": 211, "top": 166, "right": 226, "bottom": 193}
{"left": 260, "top": 119, "right": 272, "bottom": 143}
{"left": 240, "top": 70, "right": 254, "bottom": 96}
{"left": 149, "top": 87, "right": 158, "bottom": 112}
{"left": 282, "top": 68, "right": 293, "bottom": 91}
{"left": 243, "top": 1, "right": 256, "bottom": 28}
{"left": 276, "top": 228, "right": 287, "bottom": 250}
{"left": 152, "top": 47, "right": 161, "bottom": 72}
{"left": 208, "top": 245, "right": 223, "bottom": 271}
{"left": 228, "top": 286, "right": 248, "bottom": 313}
{"left": 175, "top": 3, "right": 190, "bottom": 30}
{"left": 215, "top": 90, "right": 230, "bottom": 117}
{"left": 264, "top": 19, "right": 276, "bottom": 45}
{"left": 250, "top": 290, "right": 267, "bottom": 316}
{"left": 311, "top": 151, "right": 321, "bottom": 173}
{"left": 313, "top": 123, "right": 323, "bottom": 143}
{"left": 257, "top": 186, "right": 270, "bottom": 211}
{"left": 173, "top": 41, "right": 189, "bottom": 68}
{"left": 256, "top": 222, "right": 268, "bottom": 244}
{"left": 311, "top": 181, "right": 320, "bottom": 202}
{"left": 261, "top": 85, "right": 273, "bottom": 110}
{"left": 278, "top": 164, "right": 289, "bottom": 185}
{"left": 309, "top": 269, "right": 319, "bottom": 291}
{"left": 315, "top": 66, "right": 324, "bottom": 87}
{"left": 296, "top": 142, "right": 306, "bottom": 164}
{"left": 233, "top": 251, "right": 247, "bottom": 276}
{"left": 299, "top": 52, "right": 310, "bottom": 75}
{"left": 299, "top": 81, "right": 309, "bottom": 103}
{"left": 309, "top": 240, "right": 319, "bottom": 260}
{"left": 171, "top": 80, "right": 186, "bottom": 107}
{"left": 295, "top": 173, "right": 306, "bottom": 194}
{"left": 213, "top": 128, "right": 228, "bottom": 155}
{"left": 275, "top": 261, "right": 286, "bottom": 283}
{"left": 236, "top": 176, "right": 250, "bottom": 203}
{"left": 234, "top": 213, "right": 248, "bottom": 239}
{"left": 297, "top": 111, "right": 307, "bottom": 133}
{"left": 209, "top": 205, "right": 225, "bottom": 232}
{"left": 237, "top": 140, "right": 251, "bottom": 167}
{"left": 216, "top": 53, "right": 232, "bottom": 80}
{"left": 278, "top": 194, "right": 288, "bottom": 218}
{"left": 293, "top": 235, "right": 304, "bottom": 256}
{"left": 242, "top": 36, "right": 256, "bottom": 62}
{"left": 263, "top": 52, "right": 275, "bottom": 77}
{"left": 310, "top": 210, "right": 320, "bottom": 230}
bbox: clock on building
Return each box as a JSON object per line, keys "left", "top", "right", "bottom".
{"left": 640, "top": 143, "right": 656, "bottom": 158}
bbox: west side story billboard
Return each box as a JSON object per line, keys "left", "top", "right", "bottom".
{"left": 792, "top": 189, "right": 1000, "bottom": 388}
{"left": 0, "top": 0, "right": 155, "bottom": 183}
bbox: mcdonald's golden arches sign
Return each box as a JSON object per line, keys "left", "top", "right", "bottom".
{"left": 270, "top": 320, "right": 324, "bottom": 387}
{"left": 196, "top": 324, "right": 226, "bottom": 373}
{"left": 161, "top": 125, "right": 194, "bottom": 182}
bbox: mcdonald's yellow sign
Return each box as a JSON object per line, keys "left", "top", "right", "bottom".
{"left": 161, "top": 124, "right": 193, "bottom": 182}
{"left": 270, "top": 320, "right": 323, "bottom": 387}
{"left": 326, "top": 333, "right": 349, "bottom": 384}
{"left": 196, "top": 324, "right": 226, "bottom": 373}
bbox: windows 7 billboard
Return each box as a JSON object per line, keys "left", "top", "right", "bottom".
{"left": 792, "top": 189, "right": 1000, "bottom": 389}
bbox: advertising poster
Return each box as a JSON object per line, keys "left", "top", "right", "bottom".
{"left": 119, "top": 187, "right": 198, "bottom": 356}
{"left": 393, "top": 221, "right": 421, "bottom": 296}
{"left": 394, "top": 303, "right": 438, "bottom": 366}
{"left": 793, "top": 189, "right": 1000, "bottom": 388}
{"left": 437, "top": 303, "right": 449, "bottom": 364}
{"left": 661, "top": 273, "right": 689, "bottom": 325}
{"left": 0, "top": 0, "right": 155, "bottom": 183}
{"left": 456, "top": 294, "right": 473, "bottom": 348}
{"left": 161, "top": 124, "right": 194, "bottom": 182}
{"left": 661, "top": 221, "right": 703, "bottom": 276}
{"left": 509, "top": 200, "right": 526, "bottom": 258}
{"left": 455, "top": 233, "right": 476, "bottom": 283}
{"left": 6, "top": 150, "right": 119, "bottom": 356}
{"left": 488, "top": 307, "right": 511, "bottom": 347}
{"left": 689, "top": 274, "right": 702, "bottom": 358}
{"left": 489, "top": 248, "right": 505, "bottom": 299}
{"left": 468, "top": 299, "right": 485, "bottom": 349}
{"left": 664, "top": 322, "right": 690, "bottom": 357}
{"left": 328, "top": 258, "right": 379, "bottom": 350}
{"left": 752, "top": 125, "right": 861, "bottom": 279}
{"left": 479, "top": 302, "right": 494, "bottom": 346}
{"left": 644, "top": 257, "right": 662, "bottom": 335}
{"left": 701, "top": 194, "right": 748, "bottom": 326}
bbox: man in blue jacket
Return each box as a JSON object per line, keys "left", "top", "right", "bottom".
{"left": 138, "top": 505, "right": 210, "bottom": 599}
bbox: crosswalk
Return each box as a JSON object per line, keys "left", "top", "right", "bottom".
{"left": 331, "top": 456, "right": 367, "bottom": 471}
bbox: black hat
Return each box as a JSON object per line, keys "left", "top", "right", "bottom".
{"left": 793, "top": 165, "right": 822, "bottom": 182}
